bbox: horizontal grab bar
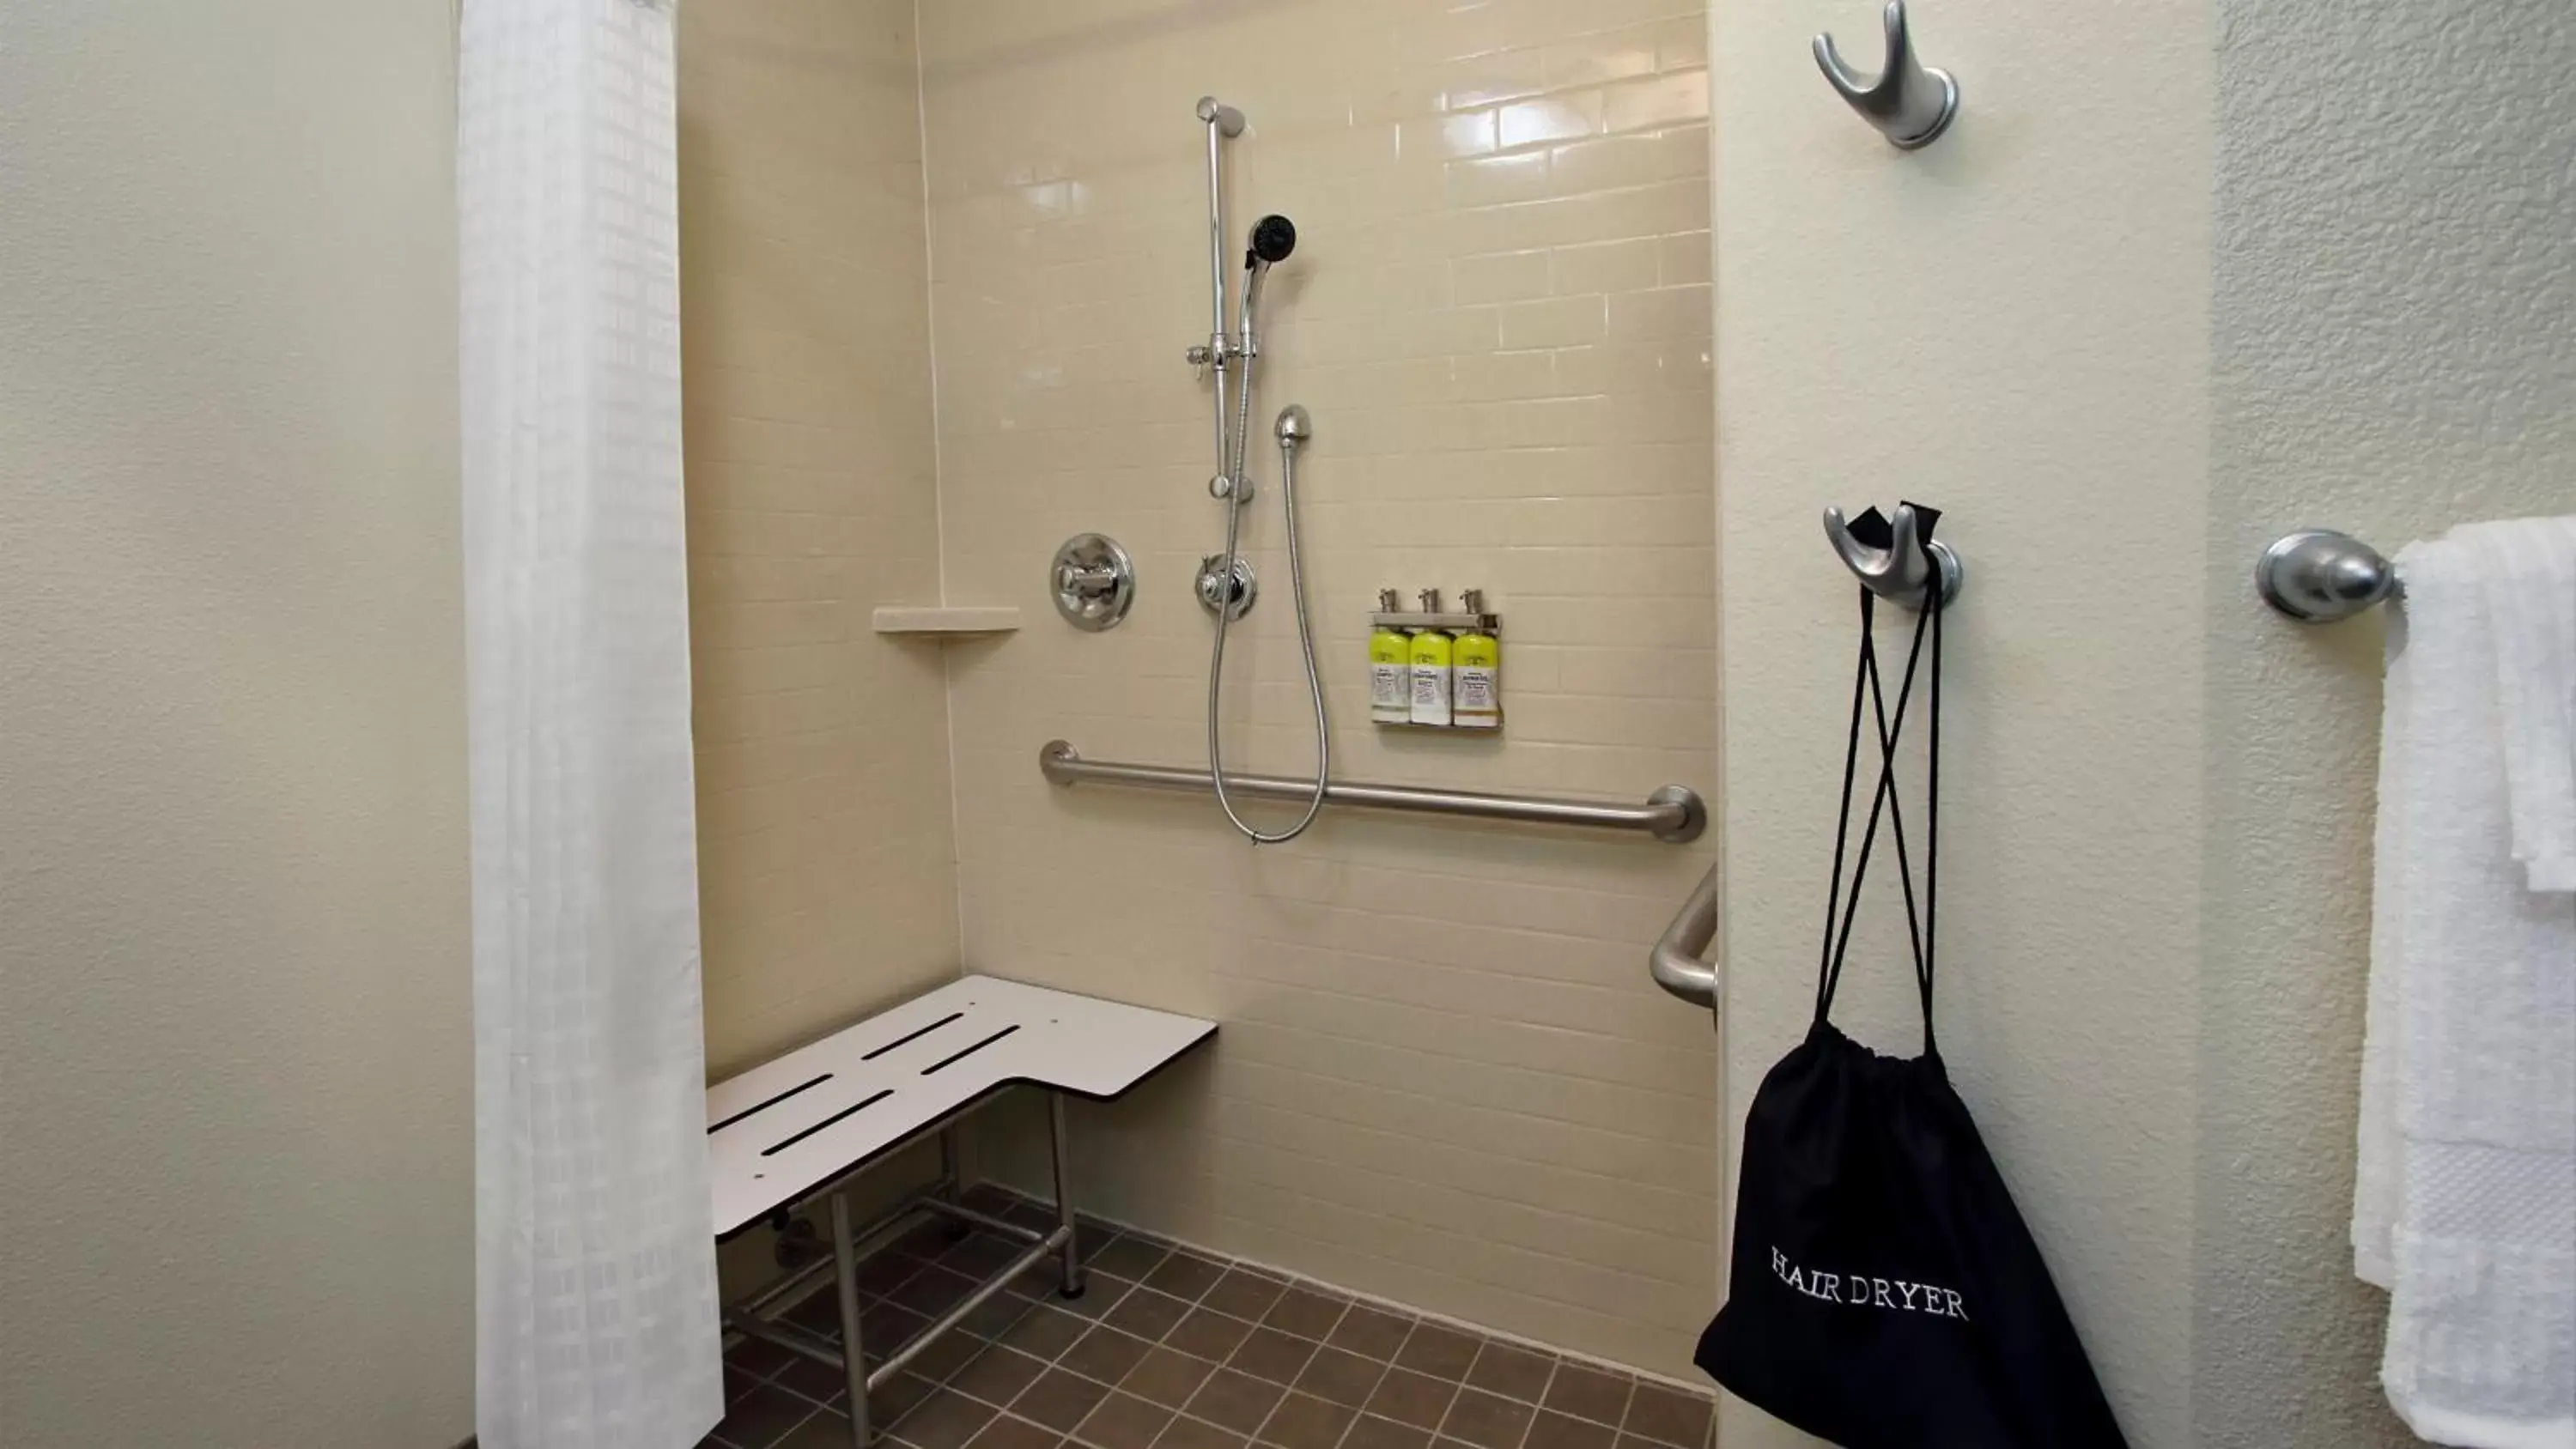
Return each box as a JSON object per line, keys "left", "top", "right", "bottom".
{"left": 1038, "top": 741, "right": 1706, "bottom": 843}
{"left": 1649, "top": 861, "right": 1721, "bottom": 1009}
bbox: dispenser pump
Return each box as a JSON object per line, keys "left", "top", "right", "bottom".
{"left": 1369, "top": 590, "right": 1410, "bottom": 724}
{"left": 1408, "top": 591, "right": 1455, "bottom": 726}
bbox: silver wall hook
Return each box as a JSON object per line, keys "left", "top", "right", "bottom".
{"left": 1825, "top": 503, "right": 1963, "bottom": 609}
{"left": 1815, "top": 1, "right": 1959, "bottom": 149}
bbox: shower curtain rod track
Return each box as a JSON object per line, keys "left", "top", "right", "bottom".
{"left": 1038, "top": 740, "right": 1706, "bottom": 843}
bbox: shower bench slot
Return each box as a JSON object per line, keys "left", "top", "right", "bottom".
{"left": 708, "top": 975, "right": 1216, "bottom": 1446}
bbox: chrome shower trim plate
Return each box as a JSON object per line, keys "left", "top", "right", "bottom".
{"left": 1195, "top": 554, "right": 1256, "bottom": 620}
{"left": 1050, "top": 532, "right": 1136, "bottom": 631}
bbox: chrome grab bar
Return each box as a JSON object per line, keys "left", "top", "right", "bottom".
{"left": 1650, "top": 861, "right": 1721, "bottom": 1009}
{"left": 1038, "top": 741, "right": 1706, "bottom": 843}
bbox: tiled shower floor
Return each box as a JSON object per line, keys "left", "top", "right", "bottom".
{"left": 706, "top": 1186, "right": 1716, "bottom": 1449}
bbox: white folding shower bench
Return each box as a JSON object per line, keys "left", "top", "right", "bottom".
{"left": 706, "top": 974, "right": 1216, "bottom": 1446}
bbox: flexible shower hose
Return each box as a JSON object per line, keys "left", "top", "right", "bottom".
{"left": 1206, "top": 335, "right": 1329, "bottom": 845}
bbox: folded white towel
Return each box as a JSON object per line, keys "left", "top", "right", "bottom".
{"left": 2354, "top": 599, "right": 2412, "bottom": 1291}
{"left": 2356, "top": 518, "right": 2576, "bottom": 1449}
{"left": 2463, "top": 518, "right": 2576, "bottom": 894}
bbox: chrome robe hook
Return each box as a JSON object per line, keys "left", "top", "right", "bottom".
{"left": 1826, "top": 502, "right": 1963, "bottom": 609}
{"left": 1815, "top": 1, "right": 1959, "bottom": 149}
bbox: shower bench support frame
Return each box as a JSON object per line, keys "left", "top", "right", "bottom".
{"left": 706, "top": 974, "right": 1217, "bottom": 1447}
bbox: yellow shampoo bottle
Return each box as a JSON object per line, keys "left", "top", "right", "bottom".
{"left": 1452, "top": 590, "right": 1500, "bottom": 729}
{"left": 1408, "top": 589, "right": 1453, "bottom": 726}
{"left": 1370, "top": 590, "right": 1412, "bottom": 724}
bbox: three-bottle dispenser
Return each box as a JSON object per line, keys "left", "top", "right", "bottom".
{"left": 1368, "top": 588, "right": 1500, "bottom": 731}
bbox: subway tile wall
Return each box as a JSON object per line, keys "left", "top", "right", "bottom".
{"left": 677, "top": 0, "right": 959, "bottom": 1078}
{"left": 917, "top": 0, "right": 1719, "bottom": 1375}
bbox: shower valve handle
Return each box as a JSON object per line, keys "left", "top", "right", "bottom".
{"left": 1058, "top": 562, "right": 1121, "bottom": 598}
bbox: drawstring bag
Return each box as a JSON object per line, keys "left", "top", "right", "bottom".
{"left": 1696, "top": 528, "right": 2128, "bottom": 1447}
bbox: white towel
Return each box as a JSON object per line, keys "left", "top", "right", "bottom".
{"left": 2354, "top": 516, "right": 2576, "bottom": 1449}
{"left": 2467, "top": 518, "right": 2576, "bottom": 894}
{"left": 2354, "top": 597, "right": 2413, "bottom": 1293}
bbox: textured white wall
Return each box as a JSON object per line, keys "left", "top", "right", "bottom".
{"left": 1712, "top": 3, "right": 2210, "bottom": 1444}
{"left": 0, "top": 3, "right": 473, "bottom": 1444}
{"left": 1715, "top": 0, "right": 2573, "bottom": 1446}
{"left": 2197, "top": 0, "right": 2575, "bottom": 1443}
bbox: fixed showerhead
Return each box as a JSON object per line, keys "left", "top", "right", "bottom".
{"left": 1246, "top": 214, "right": 1297, "bottom": 269}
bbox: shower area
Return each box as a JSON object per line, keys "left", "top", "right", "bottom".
{"left": 678, "top": 0, "right": 1718, "bottom": 1440}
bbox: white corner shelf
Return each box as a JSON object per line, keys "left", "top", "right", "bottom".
{"left": 871, "top": 606, "right": 1022, "bottom": 636}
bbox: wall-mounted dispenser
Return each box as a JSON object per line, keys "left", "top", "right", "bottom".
{"left": 1369, "top": 590, "right": 1502, "bottom": 732}
{"left": 1369, "top": 590, "right": 1411, "bottom": 724}
{"left": 1453, "top": 590, "right": 1501, "bottom": 729}
{"left": 1407, "top": 591, "right": 1453, "bottom": 726}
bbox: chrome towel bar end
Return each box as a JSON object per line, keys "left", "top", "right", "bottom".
{"left": 2257, "top": 529, "right": 2397, "bottom": 623}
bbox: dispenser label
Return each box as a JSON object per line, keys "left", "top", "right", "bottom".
{"left": 1456, "top": 667, "right": 1497, "bottom": 713}
{"left": 1411, "top": 665, "right": 1453, "bottom": 725}
{"left": 1371, "top": 664, "right": 1409, "bottom": 712}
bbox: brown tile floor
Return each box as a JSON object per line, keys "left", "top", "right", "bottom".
{"left": 706, "top": 1187, "right": 1715, "bottom": 1449}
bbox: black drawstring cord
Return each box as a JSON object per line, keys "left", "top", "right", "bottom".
{"left": 1864, "top": 597, "right": 1932, "bottom": 1000}
{"left": 1814, "top": 589, "right": 1878, "bottom": 1023}
{"left": 1920, "top": 552, "right": 1945, "bottom": 1057}
{"left": 1815, "top": 585, "right": 1935, "bottom": 1022}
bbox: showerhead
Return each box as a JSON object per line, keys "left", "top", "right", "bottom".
{"left": 1246, "top": 214, "right": 1297, "bottom": 269}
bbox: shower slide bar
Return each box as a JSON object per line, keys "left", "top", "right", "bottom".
{"left": 1039, "top": 739, "right": 1708, "bottom": 843}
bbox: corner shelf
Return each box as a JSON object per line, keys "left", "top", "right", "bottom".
{"left": 870, "top": 606, "right": 1022, "bottom": 636}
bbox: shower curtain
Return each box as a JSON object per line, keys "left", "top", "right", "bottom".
{"left": 459, "top": 1, "right": 721, "bottom": 1445}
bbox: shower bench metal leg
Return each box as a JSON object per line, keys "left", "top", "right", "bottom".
{"left": 829, "top": 1191, "right": 873, "bottom": 1446}
{"left": 1048, "top": 1093, "right": 1086, "bottom": 1301}
{"left": 817, "top": 1090, "right": 1085, "bottom": 1446}
{"left": 728, "top": 1091, "right": 1090, "bottom": 1446}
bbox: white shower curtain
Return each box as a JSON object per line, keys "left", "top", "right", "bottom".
{"left": 459, "top": 1, "right": 722, "bottom": 1445}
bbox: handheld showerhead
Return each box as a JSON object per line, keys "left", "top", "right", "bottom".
{"left": 1246, "top": 214, "right": 1297, "bottom": 269}
{"left": 1238, "top": 214, "right": 1298, "bottom": 340}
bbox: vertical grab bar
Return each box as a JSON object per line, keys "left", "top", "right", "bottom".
{"left": 1651, "top": 862, "right": 1722, "bottom": 1009}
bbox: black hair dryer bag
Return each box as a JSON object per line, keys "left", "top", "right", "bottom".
{"left": 1698, "top": 537, "right": 2126, "bottom": 1449}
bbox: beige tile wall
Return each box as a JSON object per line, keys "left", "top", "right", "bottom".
{"left": 677, "top": 0, "right": 959, "bottom": 1078}
{"left": 917, "top": 0, "right": 1719, "bottom": 1376}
